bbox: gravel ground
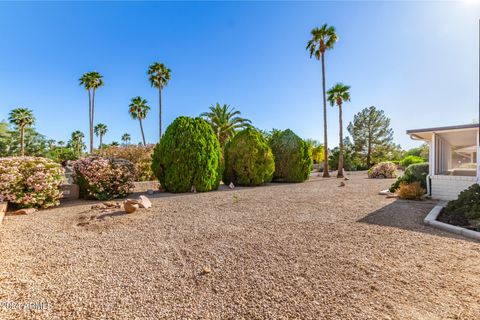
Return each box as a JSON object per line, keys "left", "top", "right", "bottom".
{"left": 0, "top": 172, "right": 479, "bottom": 319}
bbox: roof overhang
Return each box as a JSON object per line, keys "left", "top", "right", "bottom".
{"left": 407, "top": 124, "right": 479, "bottom": 143}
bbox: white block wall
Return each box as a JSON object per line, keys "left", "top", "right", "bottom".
{"left": 431, "top": 175, "right": 477, "bottom": 200}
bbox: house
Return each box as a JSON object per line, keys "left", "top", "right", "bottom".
{"left": 407, "top": 124, "right": 479, "bottom": 200}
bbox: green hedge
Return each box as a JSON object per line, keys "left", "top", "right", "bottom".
{"left": 223, "top": 128, "right": 275, "bottom": 186}
{"left": 151, "top": 116, "right": 221, "bottom": 193}
{"left": 390, "top": 162, "right": 428, "bottom": 192}
{"left": 400, "top": 155, "right": 424, "bottom": 168}
{"left": 269, "top": 129, "right": 311, "bottom": 182}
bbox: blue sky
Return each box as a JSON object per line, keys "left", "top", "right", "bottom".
{"left": 0, "top": 1, "right": 479, "bottom": 149}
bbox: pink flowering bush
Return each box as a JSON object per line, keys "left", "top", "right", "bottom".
{"left": 368, "top": 161, "right": 398, "bottom": 179}
{"left": 0, "top": 157, "right": 64, "bottom": 208}
{"left": 73, "top": 156, "right": 135, "bottom": 200}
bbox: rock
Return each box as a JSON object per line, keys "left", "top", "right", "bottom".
{"left": 378, "top": 189, "right": 391, "bottom": 195}
{"left": 344, "top": 177, "right": 349, "bottom": 181}
{"left": 91, "top": 204, "right": 106, "bottom": 210}
{"left": 124, "top": 202, "right": 139, "bottom": 214}
{"left": 229, "top": 182, "right": 235, "bottom": 189}
{"left": 103, "top": 201, "right": 119, "bottom": 208}
{"left": 202, "top": 267, "right": 212, "bottom": 274}
{"left": 386, "top": 194, "right": 398, "bottom": 199}
{"left": 125, "top": 199, "right": 140, "bottom": 205}
{"left": 339, "top": 182, "right": 346, "bottom": 187}
{"left": 138, "top": 195, "right": 152, "bottom": 209}
{"left": 13, "top": 208, "right": 37, "bottom": 215}
{"left": 191, "top": 186, "right": 197, "bottom": 193}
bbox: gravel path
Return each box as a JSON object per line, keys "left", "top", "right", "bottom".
{"left": 0, "top": 172, "right": 479, "bottom": 319}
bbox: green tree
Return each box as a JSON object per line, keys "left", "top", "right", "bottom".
{"left": 0, "top": 121, "right": 11, "bottom": 155}
{"left": 200, "top": 103, "right": 252, "bottom": 148}
{"left": 129, "top": 96, "right": 150, "bottom": 146}
{"left": 347, "top": 106, "right": 394, "bottom": 168}
{"left": 8, "top": 108, "right": 35, "bottom": 156}
{"left": 148, "top": 62, "right": 171, "bottom": 141}
{"left": 94, "top": 123, "right": 108, "bottom": 149}
{"left": 121, "top": 133, "right": 131, "bottom": 146}
{"left": 69, "top": 130, "right": 85, "bottom": 156}
{"left": 79, "top": 71, "right": 104, "bottom": 154}
{"left": 327, "top": 83, "right": 351, "bottom": 178}
{"left": 306, "top": 24, "right": 337, "bottom": 178}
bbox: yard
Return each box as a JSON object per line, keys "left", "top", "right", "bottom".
{"left": 0, "top": 172, "right": 479, "bottom": 319}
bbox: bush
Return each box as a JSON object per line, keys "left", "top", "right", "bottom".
{"left": 396, "top": 181, "right": 425, "bottom": 200}
{"left": 151, "top": 116, "right": 221, "bottom": 193}
{"left": 0, "top": 157, "right": 64, "bottom": 208}
{"left": 269, "top": 129, "right": 312, "bottom": 182}
{"left": 97, "top": 145, "right": 155, "bottom": 181}
{"left": 390, "top": 162, "right": 429, "bottom": 192}
{"left": 444, "top": 184, "right": 480, "bottom": 220}
{"left": 367, "top": 162, "right": 397, "bottom": 178}
{"left": 400, "top": 155, "right": 424, "bottom": 168}
{"left": 73, "top": 156, "right": 135, "bottom": 200}
{"left": 224, "top": 128, "right": 275, "bottom": 186}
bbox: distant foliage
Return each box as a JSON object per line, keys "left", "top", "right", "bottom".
{"left": 223, "top": 128, "right": 275, "bottom": 186}
{"left": 151, "top": 116, "right": 221, "bottom": 193}
{"left": 399, "top": 155, "right": 424, "bottom": 168}
{"left": 73, "top": 156, "right": 135, "bottom": 200}
{"left": 269, "top": 129, "right": 312, "bottom": 182}
{"left": 396, "top": 181, "right": 425, "bottom": 200}
{"left": 390, "top": 163, "right": 429, "bottom": 192}
{"left": 0, "top": 157, "right": 63, "bottom": 208}
{"left": 367, "top": 162, "right": 397, "bottom": 179}
{"left": 97, "top": 145, "right": 155, "bottom": 181}
{"left": 444, "top": 184, "right": 480, "bottom": 220}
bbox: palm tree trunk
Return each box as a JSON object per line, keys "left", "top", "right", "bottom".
{"left": 159, "top": 87, "right": 162, "bottom": 141}
{"left": 88, "top": 89, "right": 92, "bottom": 154}
{"left": 99, "top": 134, "right": 103, "bottom": 150}
{"left": 321, "top": 52, "right": 330, "bottom": 177}
{"left": 337, "top": 103, "right": 344, "bottom": 178}
{"left": 90, "top": 89, "right": 95, "bottom": 154}
{"left": 139, "top": 118, "right": 146, "bottom": 146}
{"left": 20, "top": 126, "right": 25, "bottom": 156}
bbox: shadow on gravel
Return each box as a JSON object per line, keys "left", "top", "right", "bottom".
{"left": 358, "top": 199, "right": 479, "bottom": 243}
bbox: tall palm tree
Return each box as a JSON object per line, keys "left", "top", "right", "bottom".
{"left": 70, "top": 130, "right": 85, "bottom": 156}
{"left": 121, "top": 133, "right": 131, "bottom": 146}
{"left": 306, "top": 24, "right": 338, "bottom": 178}
{"left": 148, "top": 62, "right": 171, "bottom": 141}
{"left": 94, "top": 123, "right": 108, "bottom": 150}
{"left": 200, "top": 103, "right": 252, "bottom": 148}
{"left": 8, "top": 108, "right": 35, "bottom": 156}
{"left": 79, "top": 71, "right": 104, "bottom": 154}
{"left": 327, "top": 83, "right": 351, "bottom": 178}
{"left": 129, "top": 96, "right": 150, "bottom": 146}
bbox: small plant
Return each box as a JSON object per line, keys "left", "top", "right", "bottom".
{"left": 0, "top": 157, "right": 64, "bottom": 208}
{"left": 396, "top": 181, "right": 425, "bottom": 200}
{"left": 73, "top": 156, "right": 135, "bottom": 200}
{"left": 390, "top": 163, "right": 428, "bottom": 192}
{"left": 400, "top": 155, "right": 424, "bottom": 168}
{"left": 232, "top": 193, "right": 239, "bottom": 204}
{"left": 444, "top": 184, "right": 480, "bottom": 220}
{"left": 367, "top": 162, "right": 397, "bottom": 179}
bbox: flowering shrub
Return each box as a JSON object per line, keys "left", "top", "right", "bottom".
{"left": 73, "top": 156, "right": 135, "bottom": 200}
{"left": 0, "top": 157, "right": 63, "bottom": 208}
{"left": 96, "top": 145, "right": 155, "bottom": 181}
{"left": 367, "top": 162, "right": 397, "bottom": 179}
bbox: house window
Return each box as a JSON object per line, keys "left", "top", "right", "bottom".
{"left": 434, "top": 131, "right": 477, "bottom": 176}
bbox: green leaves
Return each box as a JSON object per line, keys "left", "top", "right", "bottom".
{"left": 8, "top": 108, "right": 35, "bottom": 128}
{"left": 148, "top": 62, "right": 171, "bottom": 89}
{"left": 306, "top": 23, "right": 338, "bottom": 59}
{"left": 129, "top": 96, "right": 150, "bottom": 120}
{"left": 78, "top": 71, "right": 104, "bottom": 90}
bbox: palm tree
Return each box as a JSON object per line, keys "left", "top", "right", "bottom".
{"left": 327, "top": 83, "right": 351, "bottom": 178}
{"left": 94, "top": 123, "right": 108, "bottom": 150}
{"left": 121, "top": 133, "right": 131, "bottom": 146}
{"left": 306, "top": 24, "right": 338, "bottom": 178}
{"left": 8, "top": 108, "right": 35, "bottom": 156}
{"left": 79, "top": 71, "right": 104, "bottom": 154}
{"left": 148, "top": 62, "right": 171, "bottom": 141}
{"left": 57, "top": 140, "right": 65, "bottom": 147}
{"left": 200, "top": 103, "right": 251, "bottom": 148}
{"left": 129, "top": 96, "right": 150, "bottom": 146}
{"left": 69, "top": 130, "right": 85, "bottom": 156}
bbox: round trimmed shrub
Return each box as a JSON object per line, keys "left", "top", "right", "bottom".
{"left": 389, "top": 162, "right": 429, "bottom": 192}
{"left": 73, "top": 156, "right": 135, "bottom": 200}
{"left": 269, "top": 129, "right": 312, "bottom": 182}
{"left": 0, "top": 157, "right": 64, "bottom": 209}
{"left": 367, "top": 161, "right": 397, "bottom": 179}
{"left": 151, "top": 116, "right": 221, "bottom": 193}
{"left": 223, "top": 128, "right": 275, "bottom": 186}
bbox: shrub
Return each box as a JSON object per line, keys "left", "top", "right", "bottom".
{"left": 73, "top": 156, "right": 135, "bottom": 200}
{"left": 224, "top": 128, "right": 275, "bottom": 186}
{"left": 0, "top": 157, "right": 63, "bottom": 208}
{"left": 396, "top": 181, "right": 425, "bottom": 200}
{"left": 269, "top": 129, "right": 312, "bottom": 182}
{"left": 367, "top": 162, "right": 397, "bottom": 178}
{"left": 97, "top": 145, "right": 155, "bottom": 181}
{"left": 151, "top": 116, "right": 221, "bottom": 193}
{"left": 400, "top": 155, "right": 424, "bottom": 168}
{"left": 444, "top": 184, "right": 480, "bottom": 220}
{"left": 390, "top": 162, "right": 429, "bottom": 192}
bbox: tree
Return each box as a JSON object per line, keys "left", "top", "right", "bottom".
{"left": 347, "top": 106, "right": 394, "bottom": 168}
{"left": 69, "top": 130, "right": 85, "bottom": 156}
{"left": 327, "top": 83, "right": 351, "bottom": 178}
{"left": 148, "top": 62, "right": 171, "bottom": 141}
{"left": 200, "top": 103, "right": 252, "bottom": 148}
{"left": 306, "top": 24, "right": 337, "bottom": 178}
{"left": 94, "top": 123, "right": 108, "bottom": 149}
{"left": 9, "top": 127, "right": 47, "bottom": 157}
{"left": 8, "top": 108, "right": 35, "bottom": 156}
{"left": 129, "top": 96, "right": 150, "bottom": 146}
{"left": 79, "top": 71, "right": 104, "bottom": 154}
{"left": 121, "top": 133, "right": 131, "bottom": 146}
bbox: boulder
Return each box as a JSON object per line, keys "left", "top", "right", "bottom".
{"left": 229, "top": 182, "right": 235, "bottom": 189}
{"left": 13, "top": 208, "right": 37, "bottom": 215}
{"left": 138, "top": 195, "right": 152, "bottom": 209}
{"left": 124, "top": 202, "right": 139, "bottom": 214}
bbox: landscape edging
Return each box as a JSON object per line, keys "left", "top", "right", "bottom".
{"left": 424, "top": 203, "right": 480, "bottom": 241}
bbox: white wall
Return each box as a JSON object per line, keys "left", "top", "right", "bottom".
{"left": 431, "top": 175, "right": 476, "bottom": 200}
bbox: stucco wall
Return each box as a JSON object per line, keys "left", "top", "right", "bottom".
{"left": 431, "top": 175, "right": 476, "bottom": 200}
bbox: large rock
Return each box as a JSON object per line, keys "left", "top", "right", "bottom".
{"left": 124, "top": 202, "right": 139, "bottom": 214}
{"left": 138, "top": 195, "right": 152, "bottom": 209}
